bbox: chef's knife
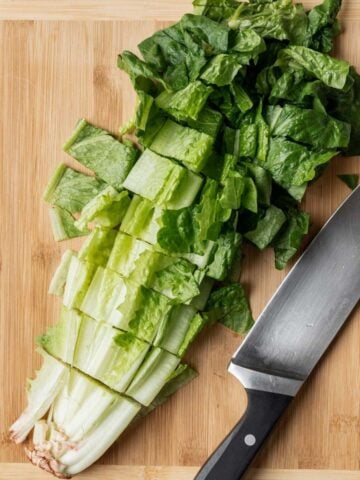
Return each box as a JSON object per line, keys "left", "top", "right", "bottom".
{"left": 195, "top": 185, "right": 360, "bottom": 480}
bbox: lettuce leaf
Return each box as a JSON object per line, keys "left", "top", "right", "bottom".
{"left": 78, "top": 228, "right": 117, "bottom": 267}
{"left": 155, "top": 81, "right": 213, "bottom": 121}
{"left": 48, "top": 207, "right": 89, "bottom": 242}
{"left": 150, "top": 119, "right": 214, "bottom": 173}
{"left": 245, "top": 205, "right": 286, "bottom": 250}
{"left": 276, "top": 46, "right": 350, "bottom": 89}
{"left": 201, "top": 54, "right": 244, "bottom": 86}
{"left": 75, "top": 186, "right": 130, "bottom": 231}
{"left": 123, "top": 149, "right": 203, "bottom": 208}
{"left": 64, "top": 119, "right": 140, "bottom": 189}
{"left": 273, "top": 209, "right": 310, "bottom": 269}
{"left": 43, "top": 164, "right": 106, "bottom": 214}
{"left": 205, "top": 283, "right": 254, "bottom": 334}
{"left": 206, "top": 231, "right": 242, "bottom": 280}
{"left": 337, "top": 174, "right": 359, "bottom": 190}
{"left": 186, "top": 107, "right": 223, "bottom": 137}
{"left": 264, "top": 138, "right": 338, "bottom": 199}
{"left": 117, "top": 50, "right": 165, "bottom": 94}
{"left": 126, "top": 348, "right": 180, "bottom": 406}
{"left": 329, "top": 68, "right": 360, "bottom": 155}
{"left": 228, "top": 0, "right": 309, "bottom": 45}
{"left": 267, "top": 104, "right": 350, "bottom": 149}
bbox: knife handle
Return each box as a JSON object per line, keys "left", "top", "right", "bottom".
{"left": 194, "top": 389, "right": 292, "bottom": 480}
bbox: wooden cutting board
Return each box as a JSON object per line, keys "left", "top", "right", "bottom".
{"left": 1, "top": 1, "right": 360, "bottom": 478}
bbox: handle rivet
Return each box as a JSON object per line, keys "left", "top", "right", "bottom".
{"left": 244, "top": 434, "right": 256, "bottom": 446}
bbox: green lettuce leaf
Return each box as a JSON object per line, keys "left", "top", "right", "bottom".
{"left": 264, "top": 138, "right": 338, "bottom": 199}
{"left": 337, "top": 174, "right": 359, "bottom": 190}
{"left": 123, "top": 149, "right": 203, "bottom": 209}
{"left": 134, "top": 91, "right": 155, "bottom": 130}
{"left": 126, "top": 347, "right": 180, "bottom": 406}
{"left": 64, "top": 119, "right": 140, "bottom": 189}
{"left": 73, "top": 315, "right": 150, "bottom": 393}
{"left": 329, "top": 68, "right": 360, "bottom": 155}
{"left": 157, "top": 178, "right": 231, "bottom": 255}
{"left": 155, "top": 81, "right": 212, "bottom": 121}
{"left": 228, "top": 0, "right": 309, "bottom": 45}
{"left": 150, "top": 119, "right": 214, "bottom": 173}
{"left": 78, "top": 228, "right": 117, "bottom": 267}
{"left": 267, "top": 104, "right": 350, "bottom": 149}
{"left": 201, "top": 54, "right": 244, "bottom": 86}
{"left": 230, "top": 83, "right": 254, "bottom": 113}
{"left": 273, "top": 209, "right": 310, "bottom": 269}
{"left": 306, "top": 0, "right": 342, "bottom": 53}
{"left": 205, "top": 283, "right": 254, "bottom": 334}
{"left": 186, "top": 107, "right": 223, "bottom": 137}
{"left": 220, "top": 171, "right": 245, "bottom": 210}
{"left": 75, "top": 186, "right": 131, "bottom": 231}
{"left": 276, "top": 46, "right": 350, "bottom": 90}
{"left": 230, "top": 28, "right": 266, "bottom": 64}
{"left": 48, "top": 207, "right": 89, "bottom": 242}
{"left": 206, "top": 231, "right": 242, "bottom": 280}
{"left": 137, "top": 21, "right": 208, "bottom": 91}
{"left": 245, "top": 205, "right": 286, "bottom": 250}
{"left": 63, "top": 256, "right": 97, "bottom": 310}
{"left": 43, "top": 164, "right": 106, "bottom": 214}
{"left": 242, "top": 177, "right": 258, "bottom": 212}
{"left": 117, "top": 51, "right": 165, "bottom": 94}
{"left": 154, "top": 305, "right": 197, "bottom": 355}
{"left": 37, "top": 307, "right": 82, "bottom": 364}
{"left": 192, "top": 0, "right": 238, "bottom": 22}
{"left": 48, "top": 250, "right": 76, "bottom": 296}
{"left": 120, "top": 195, "right": 162, "bottom": 245}
{"left": 150, "top": 258, "right": 200, "bottom": 303}
{"left": 179, "top": 13, "right": 230, "bottom": 54}
{"left": 244, "top": 163, "right": 272, "bottom": 206}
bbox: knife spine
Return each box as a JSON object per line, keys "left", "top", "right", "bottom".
{"left": 228, "top": 363, "right": 303, "bottom": 397}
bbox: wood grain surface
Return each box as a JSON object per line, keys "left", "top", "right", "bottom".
{"left": 1, "top": 465, "right": 360, "bottom": 480}
{"left": 0, "top": 0, "right": 359, "bottom": 20}
{"left": 0, "top": 0, "right": 360, "bottom": 477}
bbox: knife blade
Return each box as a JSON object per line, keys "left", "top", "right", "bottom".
{"left": 195, "top": 185, "right": 360, "bottom": 480}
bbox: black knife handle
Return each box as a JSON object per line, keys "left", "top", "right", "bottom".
{"left": 194, "top": 389, "right": 292, "bottom": 480}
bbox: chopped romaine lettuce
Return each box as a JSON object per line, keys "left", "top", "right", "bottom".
{"left": 337, "top": 174, "right": 359, "bottom": 190}
{"left": 12, "top": 358, "right": 140, "bottom": 477}
{"left": 205, "top": 283, "right": 254, "bottom": 334}
{"left": 48, "top": 207, "right": 89, "bottom": 241}
{"left": 120, "top": 195, "right": 162, "bottom": 245}
{"left": 63, "top": 256, "right": 97, "bottom": 310}
{"left": 150, "top": 119, "right": 214, "bottom": 173}
{"left": 245, "top": 205, "right": 286, "bottom": 250}
{"left": 273, "top": 209, "right": 310, "bottom": 270}
{"left": 155, "top": 81, "right": 213, "bottom": 122}
{"left": 206, "top": 231, "right": 242, "bottom": 280}
{"left": 43, "top": 164, "right": 106, "bottom": 214}
{"left": 9, "top": 351, "right": 69, "bottom": 444}
{"left": 75, "top": 186, "right": 130, "bottom": 231}
{"left": 126, "top": 348, "right": 180, "bottom": 406}
{"left": 37, "top": 307, "right": 82, "bottom": 364}
{"left": 123, "top": 149, "right": 203, "bottom": 208}
{"left": 201, "top": 54, "right": 244, "bottom": 86}
{"left": 64, "top": 119, "right": 140, "bottom": 189}
{"left": 48, "top": 250, "right": 76, "bottom": 296}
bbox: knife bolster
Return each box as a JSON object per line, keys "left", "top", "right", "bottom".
{"left": 228, "top": 362, "right": 303, "bottom": 396}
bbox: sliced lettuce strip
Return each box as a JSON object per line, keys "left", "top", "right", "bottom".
{"left": 64, "top": 119, "right": 140, "bottom": 190}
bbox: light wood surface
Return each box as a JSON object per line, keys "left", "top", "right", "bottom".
{"left": 1, "top": 465, "right": 360, "bottom": 480}
{"left": 0, "top": 0, "right": 359, "bottom": 20}
{"left": 1, "top": 0, "right": 360, "bottom": 477}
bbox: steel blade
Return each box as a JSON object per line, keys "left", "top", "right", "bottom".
{"left": 230, "top": 186, "right": 360, "bottom": 394}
